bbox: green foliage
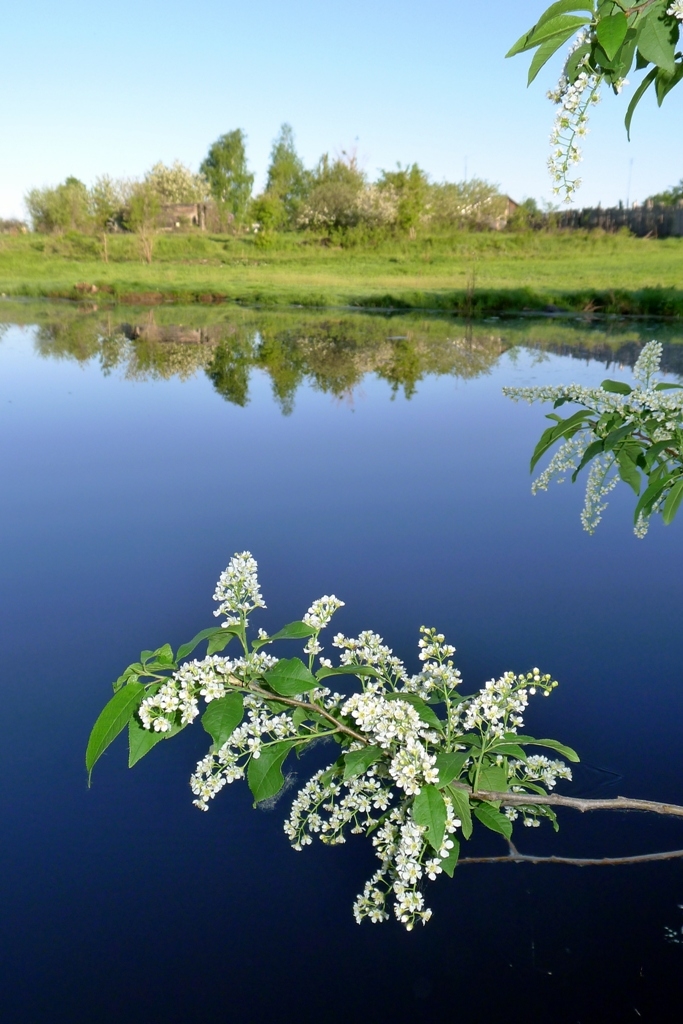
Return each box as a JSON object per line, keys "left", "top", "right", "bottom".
{"left": 25, "top": 177, "right": 92, "bottom": 234}
{"left": 511, "top": 1, "right": 683, "bottom": 131}
{"left": 259, "top": 123, "right": 311, "bottom": 228}
{"left": 86, "top": 553, "right": 577, "bottom": 929}
{"left": 200, "top": 129, "right": 254, "bottom": 223}
{"left": 377, "top": 164, "right": 430, "bottom": 233}
{"left": 646, "top": 178, "right": 683, "bottom": 205}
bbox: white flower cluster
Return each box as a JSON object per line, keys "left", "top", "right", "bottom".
{"left": 302, "top": 595, "right": 345, "bottom": 656}
{"left": 303, "top": 595, "right": 345, "bottom": 631}
{"left": 333, "top": 630, "right": 409, "bottom": 688}
{"left": 139, "top": 652, "right": 278, "bottom": 736}
{"left": 213, "top": 551, "right": 266, "bottom": 626}
{"left": 547, "top": 33, "right": 602, "bottom": 202}
{"left": 342, "top": 692, "right": 440, "bottom": 793}
{"left": 284, "top": 766, "right": 392, "bottom": 849}
{"left": 191, "top": 690, "right": 298, "bottom": 810}
{"left": 667, "top": 1, "right": 683, "bottom": 20}
{"left": 504, "top": 342, "right": 683, "bottom": 536}
{"left": 352, "top": 796, "right": 461, "bottom": 930}
{"left": 504, "top": 755, "right": 572, "bottom": 827}
{"left": 459, "top": 669, "right": 555, "bottom": 740}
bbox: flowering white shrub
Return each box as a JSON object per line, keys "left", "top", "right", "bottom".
{"left": 87, "top": 553, "right": 577, "bottom": 929}
{"left": 504, "top": 341, "right": 683, "bottom": 536}
{"left": 144, "top": 161, "right": 209, "bottom": 204}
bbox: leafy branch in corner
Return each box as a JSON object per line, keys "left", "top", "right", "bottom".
{"left": 508, "top": 1, "right": 683, "bottom": 199}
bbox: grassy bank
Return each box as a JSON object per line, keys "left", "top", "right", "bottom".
{"left": 2, "top": 230, "right": 683, "bottom": 315}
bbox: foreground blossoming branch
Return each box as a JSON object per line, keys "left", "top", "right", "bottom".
{"left": 504, "top": 341, "right": 683, "bottom": 537}
{"left": 86, "top": 552, "right": 683, "bottom": 928}
{"left": 508, "top": 2, "right": 681, "bottom": 199}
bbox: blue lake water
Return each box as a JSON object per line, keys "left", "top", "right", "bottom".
{"left": 2, "top": 306, "right": 683, "bottom": 1023}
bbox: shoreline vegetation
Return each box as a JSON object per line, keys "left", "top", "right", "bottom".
{"left": 1, "top": 230, "right": 683, "bottom": 317}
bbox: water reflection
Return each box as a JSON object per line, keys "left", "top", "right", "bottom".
{"left": 4, "top": 300, "right": 683, "bottom": 413}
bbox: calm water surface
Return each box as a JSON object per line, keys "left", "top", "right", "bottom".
{"left": 1, "top": 306, "right": 683, "bottom": 1023}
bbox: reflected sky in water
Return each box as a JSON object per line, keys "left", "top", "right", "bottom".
{"left": 1, "top": 308, "right": 683, "bottom": 1023}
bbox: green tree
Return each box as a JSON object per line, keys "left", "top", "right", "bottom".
{"left": 200, "top": 130, "right": 254, "bottom": 224}
{"left": 263, "top": 123, "right": 310, "bottom": 226}
{"left": 378, "top": 163, "right": 430, "bottom": 234}
{"left": 25, "top": 177, "right": 91, "bottom": 234}
{"left": 646, "top": 178, "right": 683, "bottom": 205}
{"left": 298, "top": 152, "right": 366, "bottom": 230}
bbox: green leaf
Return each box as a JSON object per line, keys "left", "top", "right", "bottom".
{"left": 201, "top": 692, "right": 245, "bottom": 748}
{"left": 384, "top": 692, "right": 443, "bottom": 730}
{"left": 207, "top": 626, "right": 243, "bottom": 656}
{"left": 148, "top": 643, "right": 174, "bottom": 665}
{"left": 315, "top": 664, "right": 381, "bottom": 681}
{"left": 264, "top": 657, "right": 318, "bottom": 696}
{"left": 637, "top": 7, "right": 677, "bottom": 74}
{"left": 662, "top": 477, "right": 683, "bottom": 525}
{"left": 645, "top": 438, "right": 675, "bottom": 468}
{"left": 596, "top": 10, "right": 628, "bottom": 60}
{"left": 473, "top": 802, "right": 513, "bottom": 840}
{"left": 600, "top": 378, "right": 633, "bottom": 395}
{"left": 488, "top": 742, "right": 527, "bottom": 759}
{"left": 617, "top": 450, "right": 642, "bottom": 494}
{"left": 435, "top": 751, "right": 470, "bottom": 788}
{"left": 343, "top": 745, "right": 383, "bottom": 781}
{"left": 530, "top": 410, "right": 593, "bottom": 471}
{"left": 446, "top": 784, "right": 473, "bottom": 840}
{"left": 603, "top": 421, "right": 635, "bottom": 451}
{"left": 514, "top": 735, "right": 580, "bottom": 762}
{"left": 475, "top": 764, "right": 508, "bottom": 793}
{"left": 268, "top": 620, "right": 317, "bottom": 641}
{"left": 127, "top": 717, "right": 184, "bottom": 767}
{"left": 634, "top": 469, "right": 673, "bottom": 521}
{"left": 654, "top": 382, "right": 683, "bottom": 391}
{"left": 439, "top": 837, "right": 460, "bottom": 877}
{"left": 565, "top": 41, "right": 592, "bottom": 80}
{"left": 247, "top": 741, "right": 293, "bottom": 804}
{"left": 291, "top": 708, "right": 308, "bottom": 729}
{"left": 571, "top": 438, "right": 605, "bottom": 482}
{"left": 506, "top": 12, "right": 591, "bottom": 57}
{"left": 176, "top": 626, "right": 228, "bottom": 663}
{"left": 528, "top": 26, "right": 581, "bottom": 83}
{"left": 86, "top": 683, "right": 145, "bottom": 780}
{"left": 412, "top": 784, "right": 447, "bottom": 852}
{"left": 625, "top": 65, "right": 658, "bottom": 137}
{"left": 655, "top": 61, "right": 683, "bottom": 105}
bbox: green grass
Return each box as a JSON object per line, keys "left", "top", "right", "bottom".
{"left": 2, "top": 229, "right": 683, "bottom": 315}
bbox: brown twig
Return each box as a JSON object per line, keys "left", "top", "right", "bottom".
{"left": 467, "top": 788, "right": 683, "bottom": 819}
{"left": 459, "top": 842, "right": 683, "bottom": 868}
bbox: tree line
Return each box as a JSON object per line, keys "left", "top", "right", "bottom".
{"left": 25, "top": 124, "right": 515, "bottom": 247}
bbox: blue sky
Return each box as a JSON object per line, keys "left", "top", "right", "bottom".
{"left": 2, "top": 0, "right": 681, "bottom": 218}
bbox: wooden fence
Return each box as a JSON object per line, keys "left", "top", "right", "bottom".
{"left": 557, "top": 203, "right": 683, "bottom": 238}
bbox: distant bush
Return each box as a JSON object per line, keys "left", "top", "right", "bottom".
{"left": 425, "top": 178, "right": 508, "bottom": 230}
{"left": 26, "top": 177, "right": 92, "bottom": 234}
